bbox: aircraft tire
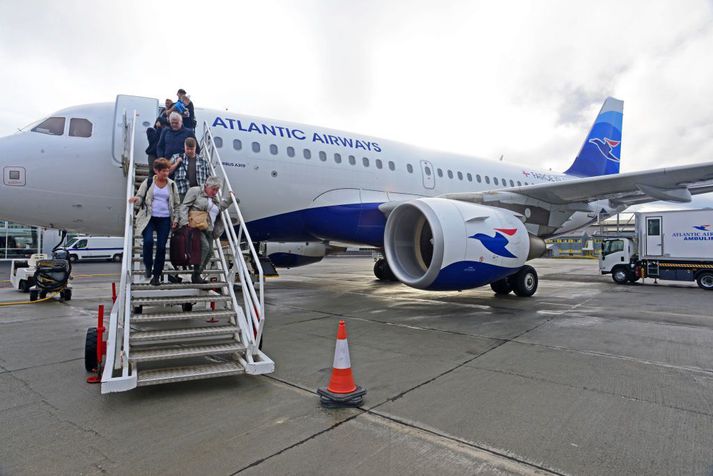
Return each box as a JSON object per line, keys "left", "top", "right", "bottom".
{"left": 85, "top": 327, "right": 98, "bottom": 372}
{"left": 696, "top": 271, "right": 713, "bottom": 290}
{"left": 490, "top": 279, "right": 512, "bottom": 295}
{"left": 611, "top": 266, "right": 629, "bottom": 285}
{"left": 510, "top": 265, "right": 538, "bottom": 297}
{"left": 374, "top": 258, "right": 396, "bottom": 281}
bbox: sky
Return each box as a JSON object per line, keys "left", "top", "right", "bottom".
{"left": 1, "top": 0, "right": 713, "bottom": 179}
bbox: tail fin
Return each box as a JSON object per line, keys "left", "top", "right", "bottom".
{"left": 564, "top": 97, "right": 623, "bottom": 177}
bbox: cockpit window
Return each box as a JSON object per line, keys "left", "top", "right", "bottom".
{"left": 31, "top": 117, "right": 66, "bottom": 135}
{"left": 69, "top": 118, "right": 93, "bottom": 137}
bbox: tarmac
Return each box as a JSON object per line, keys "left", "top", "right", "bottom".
{"left": 1, "top": 257, "right": 713, "bottom": 475}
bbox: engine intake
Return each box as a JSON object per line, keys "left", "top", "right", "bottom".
{"left": 384, "top": 198, "right": 537, "bottom": 291}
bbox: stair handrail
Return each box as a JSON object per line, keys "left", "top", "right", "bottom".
{"left": 103, "top": 110, "right": 137, "bottom": 382}
{"left": 199, "top": 121, "right": 265, "bottom": 350}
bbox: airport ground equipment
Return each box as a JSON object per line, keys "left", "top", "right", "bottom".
{"left": 600, "top": 209, "right": 713, "bottom": 290}
{"left": 9, "top": 253, "right": 48, "bottom": 292}
{"left": 96, "top": 108, "right": 273, "bottom": 393}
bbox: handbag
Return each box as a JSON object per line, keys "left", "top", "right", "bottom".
{"left": 188, "top": 210, "right": 210, "bottom": 230}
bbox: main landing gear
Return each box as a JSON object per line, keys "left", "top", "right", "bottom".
{"left": 490, "top": 265, "right": 538, "bottom": 297}
{"left": 373, "top": 257, "right": 398, "bottom": 282}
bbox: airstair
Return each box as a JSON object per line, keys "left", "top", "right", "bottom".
{"left": 100, "top": 110, "right": 273, "bottom": 393}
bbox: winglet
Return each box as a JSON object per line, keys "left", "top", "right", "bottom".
{"left": 564, "top": 97, "right": 624, "bottom": 177}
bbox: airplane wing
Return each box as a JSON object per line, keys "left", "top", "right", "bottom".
{"left": 439, "top": 161, "right": 713, "bottom": 236}
{"left": 445, "top": 161, "right": 713, "bottom": 205}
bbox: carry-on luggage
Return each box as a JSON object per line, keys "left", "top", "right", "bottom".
{"left": 170, "top": 226, "right": 202, "bottom": 266}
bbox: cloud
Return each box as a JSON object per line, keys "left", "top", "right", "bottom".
{"left": 1, "top": 0, "right": 712, "bottom": 179}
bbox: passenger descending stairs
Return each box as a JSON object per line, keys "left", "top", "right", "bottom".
{"left": 101, "top": 112, "right": 273, "bottom": 393}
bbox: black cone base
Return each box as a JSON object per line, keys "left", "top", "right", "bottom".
{"left": 317, "top": 386, "right": 366, "bottom": 408}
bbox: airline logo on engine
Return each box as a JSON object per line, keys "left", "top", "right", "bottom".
{"left": 469, "top": 228, "right": 518, "bottom": 258}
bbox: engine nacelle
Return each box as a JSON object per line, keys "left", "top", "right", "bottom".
{"left": 384, "top": 198, "right": 534, "bottom": 291}
{"left": 265, "top": 242, "right": 327, "bottom": 268}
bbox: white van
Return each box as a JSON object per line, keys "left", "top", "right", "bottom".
{"left": 65, "top": 236, "right": 124, "bottom": 262}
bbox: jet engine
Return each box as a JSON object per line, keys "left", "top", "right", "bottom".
{"left": 384, "top": 198, "right": 544, "bottom": 291}
{"left": 265, "top": 242, "right": 328, "bottom": 268}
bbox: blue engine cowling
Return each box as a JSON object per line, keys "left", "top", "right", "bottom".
{"left": 265, "top": 242, "right": 327, "bottom": 268}
{"left": 384, "top": 198, "right": 535, "bottom": 291}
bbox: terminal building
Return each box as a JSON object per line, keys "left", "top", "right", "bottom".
{"left": 0, "top": 221, "right": 67, "bottom": 260}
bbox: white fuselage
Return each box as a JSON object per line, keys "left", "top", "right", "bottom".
{"left": 0, "top": 101, "right": 603, "bottom": 243}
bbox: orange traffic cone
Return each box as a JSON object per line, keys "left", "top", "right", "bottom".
{"left": 317, "top": 320, "right": 366, "bottom": 407}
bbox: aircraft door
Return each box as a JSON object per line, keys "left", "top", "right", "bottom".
{"left": 112, "top": 95, "right": 159, "bottom": 165}
{"left": 420, "top": 160, "right": 435, "bottom": 189}
{"left": 645, "top": 216, "right": 662, "bottom": 256}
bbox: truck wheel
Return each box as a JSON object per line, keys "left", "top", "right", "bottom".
{"left": 69, "top": 254, "right": 79, "bottom": 263}
{"left": 612, "top": 266, "right": 629, "bottom": 284}
{"left": 490, "top": 278, "right": 512, "bottom": 295}
{"left": 85, "top": 327, "right": 98, "bottom": 372}
{"left": 509, "top": 265, "right": 538, "bottom": 297}
{"left": 112, "top": 253, "right": 122, "bottom": 263}
{"left": 696, "top": 272, "right": 713, "bottom": 290}
{"left": 61, "top": 288, "right": 72, "bottom": 301}
{"left": 627, "top": 275, "right": 640, "bottom": 284}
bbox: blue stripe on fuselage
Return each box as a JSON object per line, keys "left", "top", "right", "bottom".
{"left": 246, "top": 202, "right": 386, "bottom": 246}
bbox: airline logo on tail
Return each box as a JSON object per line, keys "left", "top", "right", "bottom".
{"left": 469, "top": 228, "right": 518, "bottom": 258}
{"left": 588, "top": 137, "right": 620, "bottom": 163}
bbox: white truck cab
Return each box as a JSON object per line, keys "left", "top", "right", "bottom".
{"left": 599, "top": 237, "right": 638, "bottom": 284}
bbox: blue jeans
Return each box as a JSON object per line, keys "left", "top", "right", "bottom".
{"left": 142, "top": 216, "right": 171, "bottom": 278}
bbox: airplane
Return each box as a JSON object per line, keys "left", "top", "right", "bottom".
{"left": 1, "top": 95, "right": 713, "bottom": 297}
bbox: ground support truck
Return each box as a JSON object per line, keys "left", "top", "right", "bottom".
{"left": 600, "top": 209, "right": 713, "bottom": 290}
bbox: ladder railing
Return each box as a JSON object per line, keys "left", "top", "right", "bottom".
{"left": 199, "top": 121, "right": 266, "bottom": 353}
{"left": 102, "top": 110, "right": 138, "bottom": 391}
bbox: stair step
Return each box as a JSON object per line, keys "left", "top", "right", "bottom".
{"left": 133, "top": 257, "right": 221, "bottom": 263}
{"left": 131, "top": 325, "right": 239, "bottom": 342}
{"left": 137, "top": 362, "right": 244, "bottom": 386}
{"left": 130, "top": 343, "right": 245, "bottom": 362}
{"left": 132, "top": 295, "right": 232, "bottom": 306}
{"left": 131, "top": 282, "right": 228, "bottom": 291}
{"left": 157, "top": 269, "right": 226, "bottom": 275}
{"left": 132, "top": 310, "right": 235, "bottom": 323}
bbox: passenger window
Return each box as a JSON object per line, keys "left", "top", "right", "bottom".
{"left": 31, "top": 117, "right": 65, "bottom": 135}
{"left": 233, "top": 139, "right": 242, "bottom": 151}
{"left": 476, "top": 174, "right": 482, "bottom": 183}
{"left": 447, "top": 170, "right": 453, "bottom": 179}
{"left": 251, "top": 141, "right": 260, "bottom": 153}
{"left": 349, "top": 155, "right": 356, "bottom": 165}
{"left": 494, "top": 177, "right": 499, "bottom": 185}
{"left": 407, "top": 164, "right": 414, "bottom": 173}
{"left": 303, "top": 149, "right": 311, "bottom": 159}
{"left": 362, "top": 157, "right": 369, "bottom": 167}
{"left": 69, "top": 118, "right": 92, "bottom": 137}
{"left": 375, "top": 159, "right": 383, "bottom": 169}
{"left": 270, "top": 144, "right": 278, "bottom": 155}
{"left": 319, "top": 151, "right": 327, "bottom": 161}
{"left": 467, "top": 173, "right": 472, "bottom": 182}
{"left": 517, "top": 181, "right": 522, "bottom": 186}
{"left": 437, "top": 168, "right": 443, "bottom": 177}
{"left": 388, "top": 161, "right": 395, "bottom": 171}
{"left": 424, "top": 166, "right": 431, "bottom": 176}
{"left": 334, "top": 153, "right": 342, "bottom": 164}
{"left": 502, "top": 178, "right": 507, "bottom": 186}
{"left": 485, "top": 176, "right": 490, "bottom": 184}
{"left": 457, "top": 171, "right": 463, "bottom": 180}
{"left": 214, "top": 137, "right": 223, "bottom": 148}
{"left": 509, "top": 179, "right": 514, "bottom": 187}
{"left": 287, "top": 146, "right": 295, "bottom": 157}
